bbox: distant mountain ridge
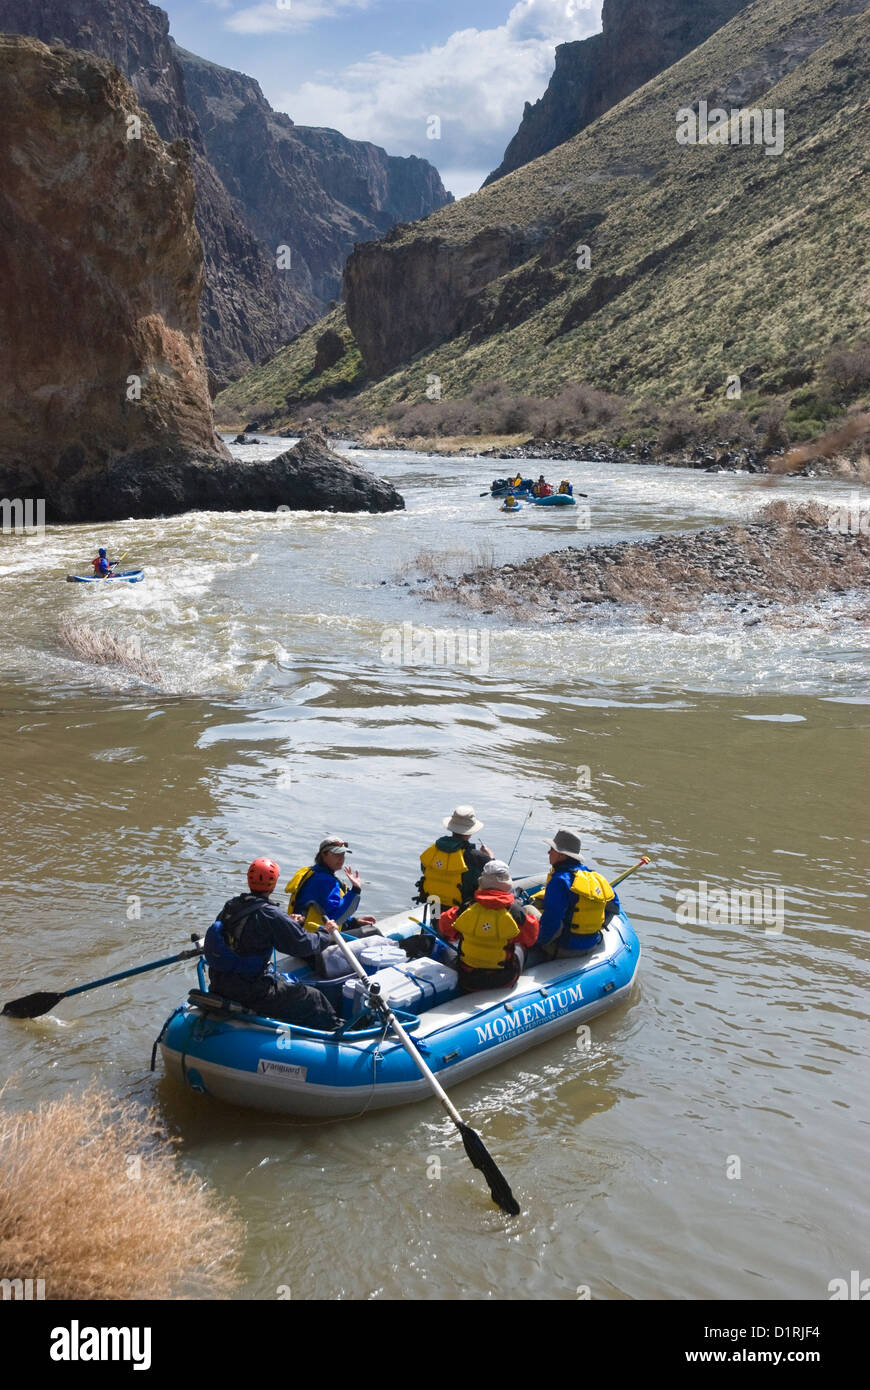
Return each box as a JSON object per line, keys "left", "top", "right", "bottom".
{"left": 0, "top": 0, "right": 451, "bottom": 385}
{"left": 174, "top": 44, "right": 452, "bottom": 309}
{"left": 217, "top": 0, "right": 869, "bottom": 435}
{"left": 485, "top": 0, "right": 752, "bottom": 185}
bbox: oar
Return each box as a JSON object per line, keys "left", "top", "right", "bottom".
{"left": 610, "top": 855, "right": 651, "bottom": 888}
{"left": 330, "top": 928, "right": 520, "bottom": 1217}
{"left": 2, "top": 940, "right": 204, "bottom": 1019}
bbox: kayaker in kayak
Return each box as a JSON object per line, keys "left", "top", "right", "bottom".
{"left": 204, "top": 857, "right": 342, "bottom": 1029}
{"left": 530, "top": 828, "right": 620, "bottom": 959}
{"left": 439, "top": 860, "right": 539, "bottom": 992}
{"left": 90, "top": 547, "right": 116, "bottom": 576}
{"left": 417, "top": 805, "right": 493, "bottom": 918}
{"left": 502, "top": 491, "right": 521, "bottom": 511}
{"left": 285, "top": 836, "right": 377, "bottom": 936}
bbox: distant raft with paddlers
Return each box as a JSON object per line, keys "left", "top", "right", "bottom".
{"left": 490, "top": 478, "right": 534, "bottom": 497}
{"left": 155, "top": 875, "right": 641, "bottom": 1117}
{"left": 66, "top": 569, "right": 145, "bottom": 583}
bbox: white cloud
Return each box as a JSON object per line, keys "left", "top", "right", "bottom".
{"left": 226, "top": 0, "right": 372, "bottom": 34}
{"left": 274, "top": 1, "right": 602, "bottom": 189}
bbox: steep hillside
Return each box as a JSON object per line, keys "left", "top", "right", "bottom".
{"left": 333, "top": 0, "right": 867, "bottom": 420}
{"left": 486, "top": 0, "right": 751, "bottom": 185}
{"left": 176, "top": 45, "right": 451, "bottom": 308}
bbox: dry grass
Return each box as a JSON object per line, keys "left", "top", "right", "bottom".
{"left": 770, "top": 412, "right": 870, "bottom": 476}
{"left": 58, "top": 620, "right": 162, "bottom": 684}
{"left": 0, "top": 1087, "right": 244, "bottom": 1300}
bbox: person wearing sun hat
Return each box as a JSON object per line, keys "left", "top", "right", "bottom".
{"left": 439, "top": 859, "right": 540, "bottom": 992}
{"left": 532, "top": 827, "right": 620, "bottom": 958}
{"left": 285, "top": 835, "right": 378, "bottom": 936}
{"left": 416, "top": 805, "right": 494, "bottom": 916}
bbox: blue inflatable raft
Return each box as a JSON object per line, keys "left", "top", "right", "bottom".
{"left": 67, "top": 568, "right": 145, "bottom": 583}
{"left": 531, "top": 494, "right": 575, "bottom": 507}
{"left": 157, "top": 881, "right": 641, "bottom": 1117}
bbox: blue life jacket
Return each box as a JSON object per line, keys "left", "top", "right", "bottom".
{"left": 204, "top": 897, "right": 270, "bottom": 979}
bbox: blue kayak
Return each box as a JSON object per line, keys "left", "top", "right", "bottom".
{"left": 500, "top": 501, "right": 524, "bottom": 513}
{"left": 66, "top": 569, "right": 145, "bottom": 584}
{"left": 157, "top": 879, "right": 641, "bottom": 1117}
{"left": 531, "top": 494, "right": 575, "bottom": 507}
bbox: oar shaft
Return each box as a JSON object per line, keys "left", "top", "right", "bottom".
{"left": 63, "top": 944, "right": 203, "bottom": 999}
{"left": 611, "top": 856, "right": 651, "bottom": 888}
{"left": 330, "top": 932, "right": 463, "bottom": 1125}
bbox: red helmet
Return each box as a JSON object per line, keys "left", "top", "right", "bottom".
{"left": 248, "top": 857, "right": 280, "bottom": 893}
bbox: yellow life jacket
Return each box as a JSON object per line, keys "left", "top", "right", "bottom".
{"left": 285, "top": 865, "right": 324, "bottom": 931}
{"left": 547, "top": 866, "right": 615, "bottom": 935}
{"left": 420, "top": 842, "right": 468, "bottom": 908}
{"left": 453, "top": 901, "right": 520, "bottom": 970}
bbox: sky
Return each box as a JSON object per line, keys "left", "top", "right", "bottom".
{"left": 165, "top": 0, "right": 604, "bottom": 198}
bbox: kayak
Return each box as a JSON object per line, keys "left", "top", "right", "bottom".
{"left": 531, "top": 494, "right": 575, "bottom": 507}
{"left": 66, "top": 569, "right": 145, "bottom": 583}
{"left": 500, "top": 502, "right": 524, "bottom": 513}
{"left": 156, "top": 879, "right": 641, "bottom": 1117}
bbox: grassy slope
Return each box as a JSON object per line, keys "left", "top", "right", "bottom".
{"left": 216, "top": 0, "right": 869, "bottom": 430}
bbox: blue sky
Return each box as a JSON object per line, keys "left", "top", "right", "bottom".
{"left": 165, "top": 1, "right": 604, "bottom": 197}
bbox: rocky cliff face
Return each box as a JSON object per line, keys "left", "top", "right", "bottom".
{"left": 0, "top": 0, "right": 450, "bottom": 387}
{"left": 0, "top": 36, "right": 230, "bottom": 522}
{"left": 175, "top": 46, "right": 452, "bottom": 308}
{"left": 0, "top": 0, "right": 313, "bottom": 387}
{"left": 485, "top": 0, "right": 751, "bottom": 184}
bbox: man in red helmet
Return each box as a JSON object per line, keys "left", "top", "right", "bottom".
{"left": 204, "top": 857, "right": 342, "bottom": 1029}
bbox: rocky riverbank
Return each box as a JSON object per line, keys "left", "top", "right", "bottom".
{"left": 431, "top": 504, "right": 869, "bottom": 623}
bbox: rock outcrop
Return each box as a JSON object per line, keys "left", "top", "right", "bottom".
{"left": 175, "top": 45, "right": 452, "bottom": 308}
{"left": 0, "top": 36, "right": 231, "bottom": 524}
{"left": 485, "top": 0, "right": 751, "bottom": 185}
{"left": 0, "top": 0, "right": 451, "bottom": 386}
{"left": 0, "top": 0, "right": 312, "bottom": 386}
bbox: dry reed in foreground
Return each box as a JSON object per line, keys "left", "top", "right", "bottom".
{"left": 58, "top": 620, "right": 162, "bottom": 684}
{"left": 0, "top": 1088, "right": 244, "bottom": 1299}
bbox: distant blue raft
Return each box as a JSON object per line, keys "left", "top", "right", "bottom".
{"left": 157, "top": 884, "right": 641, "bottom": 1117}
{"left": 531, "top": 494, "right": 575, "bottom": 507}
{"left": 66, "top": 569, "right": 145, "bottom": 583}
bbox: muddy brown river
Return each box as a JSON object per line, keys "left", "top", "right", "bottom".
{"left": 1, "top": 441, "right": 867, "bottom": 1299}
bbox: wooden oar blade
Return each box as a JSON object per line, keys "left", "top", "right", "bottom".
{"left": 2, "top": 990, "right": 65, "bottom": 1019}
{"left": 458, "top": 1121, "right": 521, "bottom": 1216}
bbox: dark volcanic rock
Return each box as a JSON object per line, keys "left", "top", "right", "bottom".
{"left": 61, "top": 427, "right": 404, "bottom": 521}
{"left": 485, "top": 0, "right": 751, "bottom": 185}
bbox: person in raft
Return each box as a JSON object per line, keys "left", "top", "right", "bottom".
{"left": 533, "top": 475, "right": 553, "bottom": 498}
{"left": 285, "top": 836, "right": 378, "bottom": 937}
{"left": 204, "top": 857, "right": 342, "bottom": 1030}
{"left": 439, "top": 860, "right": 540, "bottom": 992}
{"left": 417, "top": 805, "right": 493, "bottom": 919}
{"left": 90, "top": 547, "right": 116, "bottom": 576}
{"left": 531, "top": 828, "right": 620, "bottom": 958}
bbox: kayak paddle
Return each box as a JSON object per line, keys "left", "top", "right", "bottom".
{"left": 105, "top": 549, "right": 129, "bottom": 579}
{"left": 330, "top": 928, "right": 520, "bottom": 1217}
{"left": 2, "top": 939, "right": 204, "bottom": 1019}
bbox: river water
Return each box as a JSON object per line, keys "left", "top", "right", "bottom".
{"left": 0, "top": 439, "right": 867, "bottom": 1300}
